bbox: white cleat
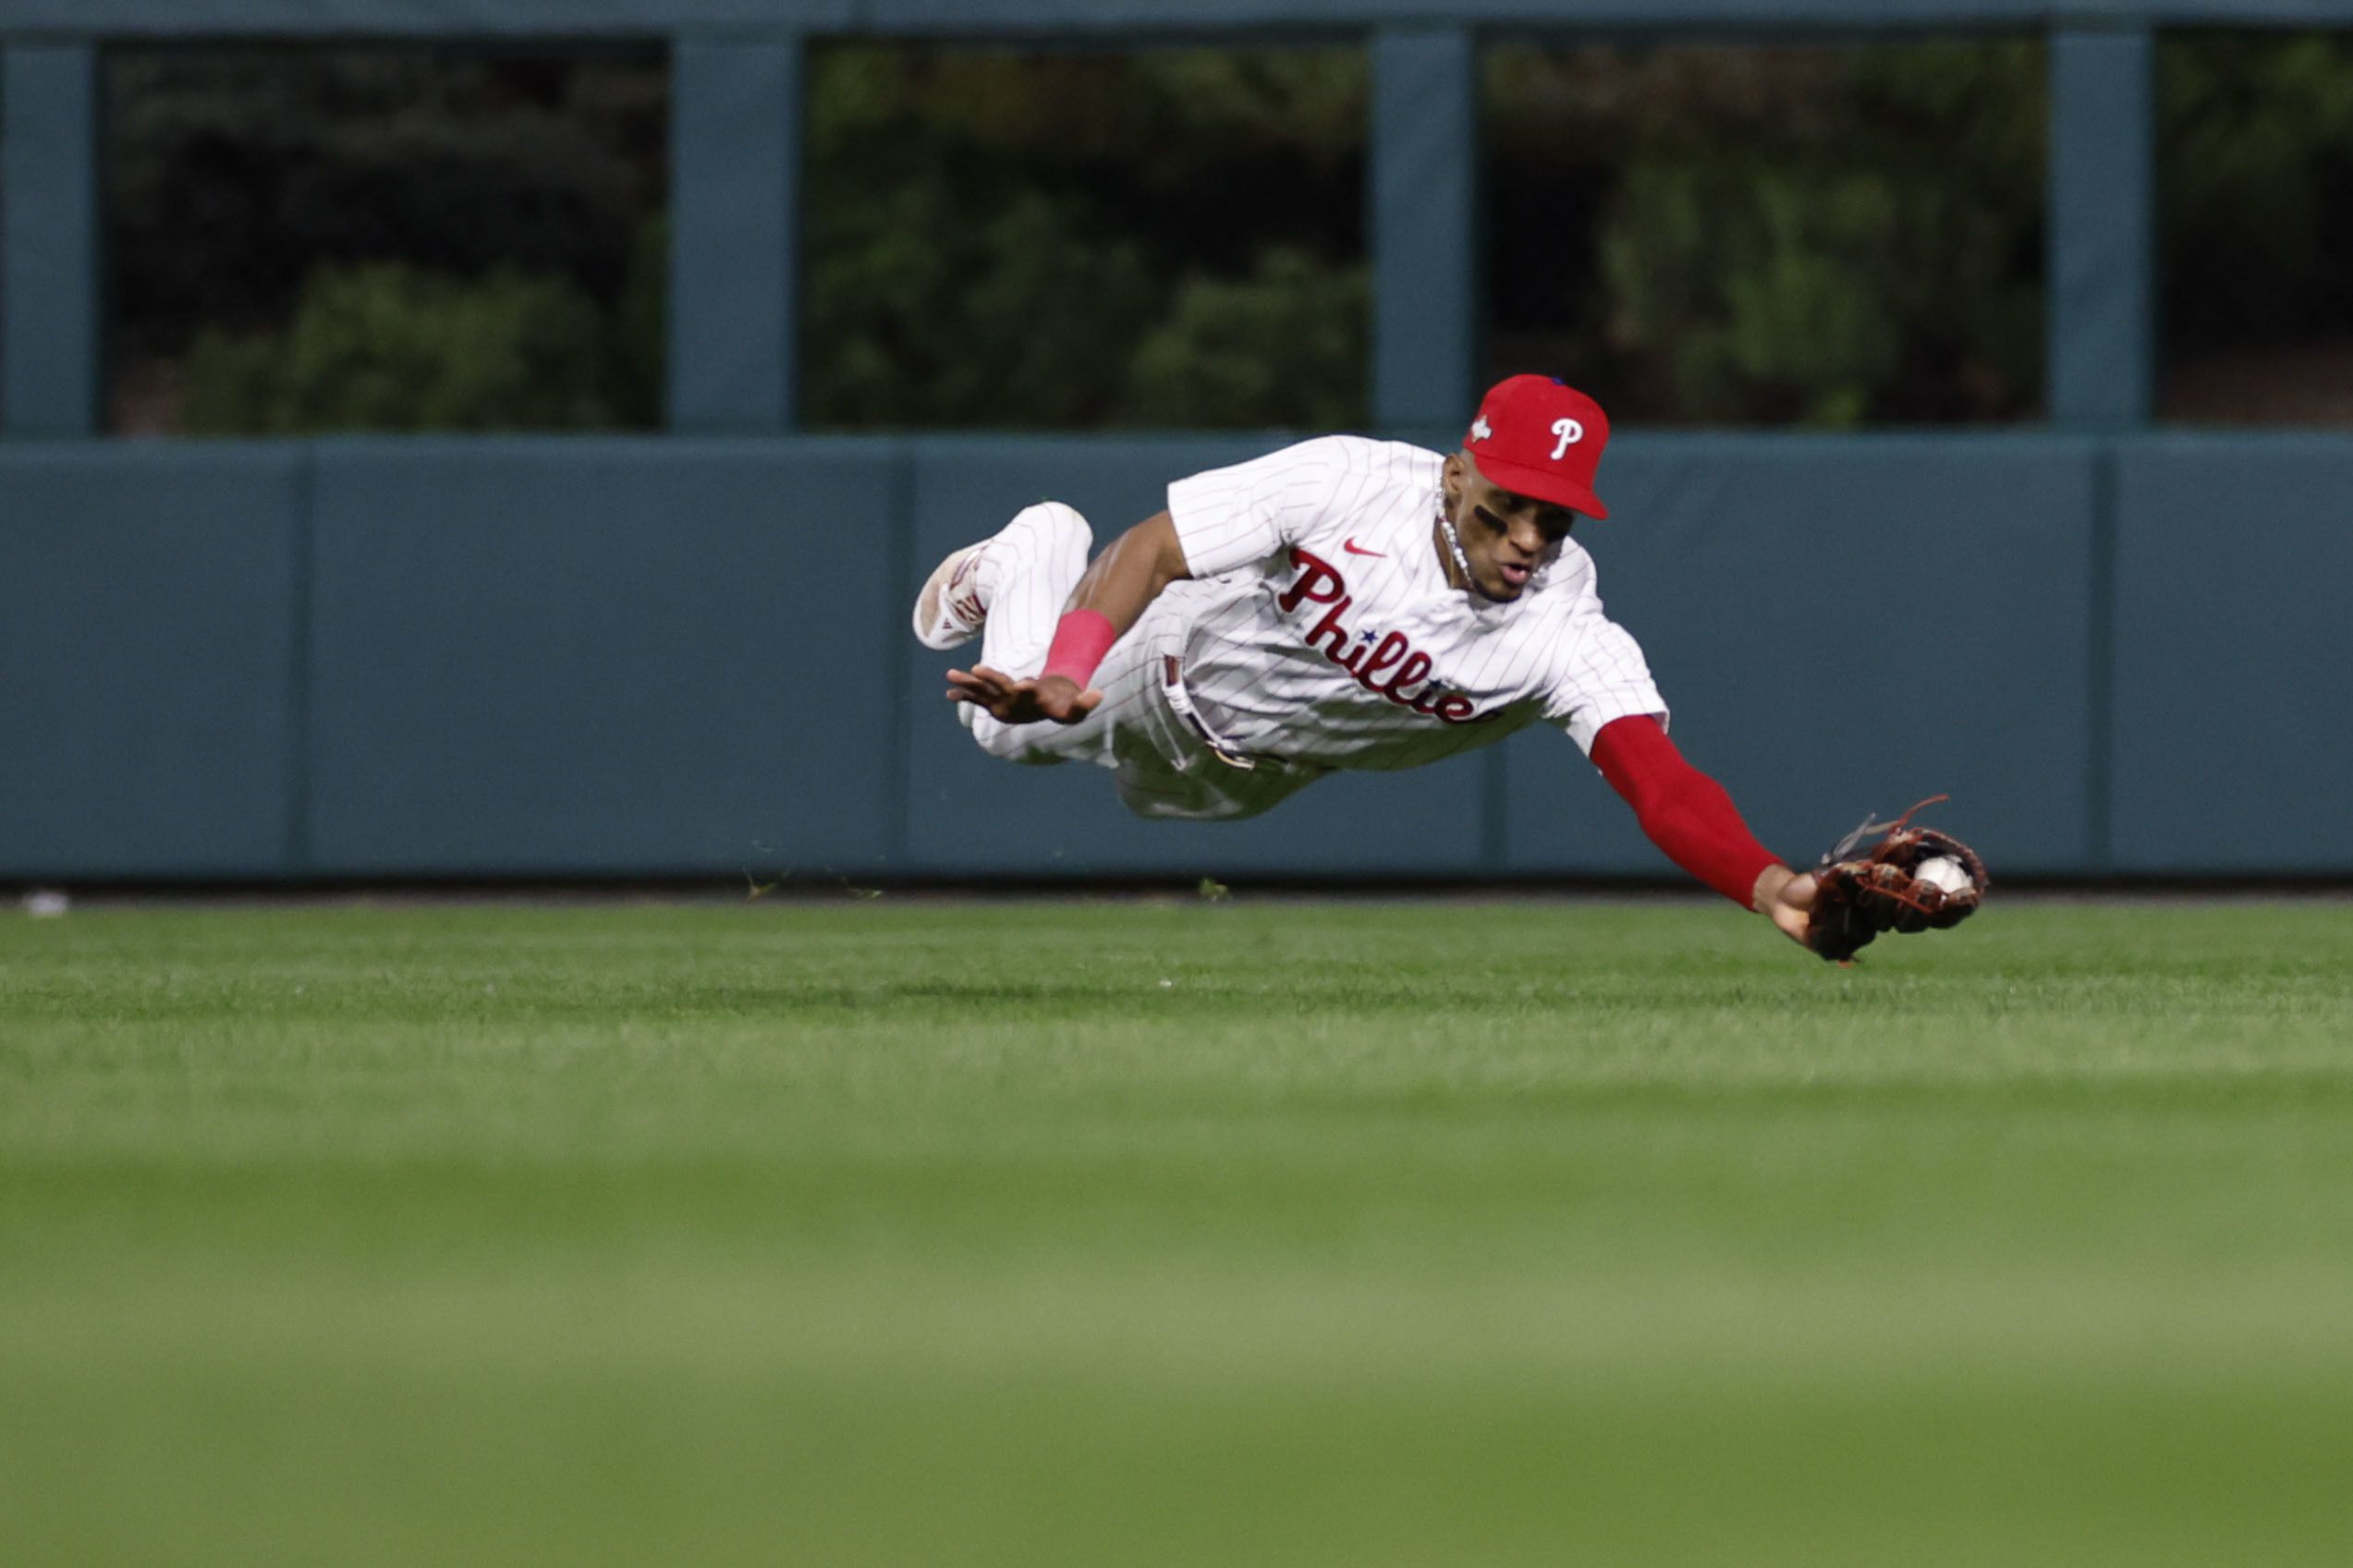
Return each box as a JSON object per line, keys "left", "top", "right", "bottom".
{"left": 912, "top": 540, "right": 992, "bottom": 650}
{"left": 913, "top": 503, "right": 1093, "bottom": 653}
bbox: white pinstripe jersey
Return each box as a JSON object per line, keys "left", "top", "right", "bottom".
{"left": 1161, "top": 434, "right": 1667, "bottom": 771}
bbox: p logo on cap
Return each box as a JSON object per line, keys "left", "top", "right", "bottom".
{"left": 1463, "top": 375, "right": 1612, "bottom": 519}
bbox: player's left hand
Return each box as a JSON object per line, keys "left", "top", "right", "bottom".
{"left": 946, "top": 665, "right": 1103, "bottom": 726}
{"left": 1752, "top": 866, "right": 1821, "bottom": 950}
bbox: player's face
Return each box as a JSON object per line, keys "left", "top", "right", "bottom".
{"left": 1439, "top": 454, "right": 1579, "bottom": 602}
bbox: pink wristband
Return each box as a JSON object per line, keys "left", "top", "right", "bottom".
{"left": 1040, "top": 610, "right": 1117, "bottom": 687}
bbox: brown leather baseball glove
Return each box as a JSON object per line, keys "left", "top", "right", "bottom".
{"left": 1807, "top": 796, "right": 1989, "bottom": 964}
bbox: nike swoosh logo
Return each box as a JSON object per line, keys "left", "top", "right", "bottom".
{"left": 1343, "top": 539, "right": 1386, "bottom": 556}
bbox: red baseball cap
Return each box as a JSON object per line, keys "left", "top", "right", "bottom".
{"left": 1462, "top": 375, "right": 1612, "bottom": 519}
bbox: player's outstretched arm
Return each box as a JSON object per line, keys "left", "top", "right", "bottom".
{"left": 1588, "top": 716, "right": 1813, "bottom": 949}
{"left": 948, "top": 511, "right": 1193, "bottom": 726}
{"left": 1591, "top": 720, "right": 1990, "bottom": 960}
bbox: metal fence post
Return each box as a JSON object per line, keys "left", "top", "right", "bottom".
{"left": 3, "top": 43, "right": 104, "bottom": 437}
{"left": 2049, "top": 26, "right": 2156, "bottom": 428}
{"left": 1371, "top": 26, "right": 1479, "bottom": 432}
{"left": 669, "top": 34, "right": 802, "bottom": 433}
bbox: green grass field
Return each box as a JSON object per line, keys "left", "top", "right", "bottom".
{"left": 6, "top": 897, "right": 2352, "bottom": 1567}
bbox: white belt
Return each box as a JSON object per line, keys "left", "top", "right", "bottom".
{"left": 1160, "top": 656, "right": 1257, "bottom": 771}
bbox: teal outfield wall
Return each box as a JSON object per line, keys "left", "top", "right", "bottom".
{"left": 6, "top": 432, "right": 2348, "bottom": 882}
{"left": 3, "top": 4, "right": 2342, "bottom": 882}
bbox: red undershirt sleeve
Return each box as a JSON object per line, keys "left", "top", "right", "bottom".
{"left": 1589, "top": 714, "right": 1784, "bottom": 907}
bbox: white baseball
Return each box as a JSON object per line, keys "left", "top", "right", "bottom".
{"left": 1914, "top": 856, "right": 1971, "bottom": 895}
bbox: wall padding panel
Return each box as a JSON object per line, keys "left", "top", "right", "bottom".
{"left": 0, "top": 446, "right": 305, "bottom": 877}
{"left": 2109, "top": 438, "right": 2353, "bottom": 872}
{"left": 1501, "top": 437, "right": 2102, "bottom": 877}
{"left": 305, "top": 440, "right": 899, "bottom": 874}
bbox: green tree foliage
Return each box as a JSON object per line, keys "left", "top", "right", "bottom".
{"left": 110, "top": 49, "right": 664, "bottom": 346}
{"left": 109, "top": 48, "right": 666, "bottom": 432}
{"left": 799, "top": 46, "right": 1369, "bottom": 430}
{"left": 115, "top": 36, "right": 2353, "bottom": 434}
{"left": 803, "top": 176, "right": 1163, "bottom": 428}
{"left": 1121, "top": 249, "right": 1371, "bottom": 429}
{"left": 181, "top": 262, "right": 621, "bottom": 433}
{"left": 122, "top": 44, "right": 1369, "bottom": 432}
{"left": 2162, "top": 33, "right": 2353, "bottom": 353}
{"left": 1491, "top": 41, "right": 2046, "bottom": 426}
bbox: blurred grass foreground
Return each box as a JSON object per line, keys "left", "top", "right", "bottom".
{"left": 6, "top": 898, "right": 2353, "bottom": 1567}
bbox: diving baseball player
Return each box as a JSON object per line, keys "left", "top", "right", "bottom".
{"left": 912, "top": 375, "right": 1983, "bottom": 958}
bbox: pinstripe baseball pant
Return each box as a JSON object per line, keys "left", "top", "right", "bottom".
{"left": 961, "top": 504, "right": 1324, "bottom": 821}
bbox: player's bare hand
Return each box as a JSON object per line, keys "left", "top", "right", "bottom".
{"left": 1751, "top": 865, "right": 1821, "bottom": 950}
{"left": 946, "top": 665, "right": 1103, "bottom": 726}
